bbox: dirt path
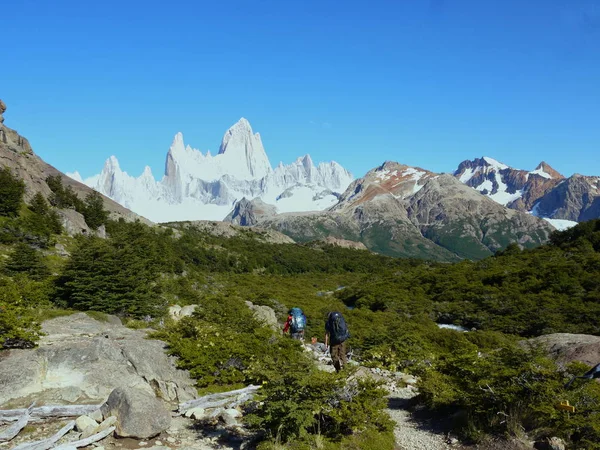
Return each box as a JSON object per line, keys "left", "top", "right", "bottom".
{"left": 386, "top": 386, "right": 452, "bottom": 450}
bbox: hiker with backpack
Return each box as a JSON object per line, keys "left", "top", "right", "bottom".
{"left": 325, "top": 311, "right": 350, "bottom": 372}
{"left": 283, "top": 307, "right": 307, "bottom": 341}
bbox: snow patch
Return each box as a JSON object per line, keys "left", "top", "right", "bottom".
{"left": 543, "top": 218, "right": 578, "bottom": 231}
{"left": 529, "top": 168, "right": 552, "bottom": 179}
{"left": 483, "top": 157, "right": 508, "bottom": 170}
{"left": 458, "top": 167, "right": 476, "bottom": 183}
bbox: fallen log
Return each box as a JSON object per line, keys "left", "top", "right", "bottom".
{"left": 0, "top": 404, "right": 34, "bottom": 442}
{"left": 178, "top": 385, "right": 261, "bottom": 413}
{"left": 52, "top": 426, "right": 115, "bottom": 450}
{"left": 11, "top": 420, "right": 75, "bottom": 450}
{"left": 0, "top": 405, "right": 101, "bottom": 423}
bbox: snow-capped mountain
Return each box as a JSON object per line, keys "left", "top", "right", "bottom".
{"left": 69, "top": 119, "right": 353, "bottom": 223}
{"left": 453, "top": 157, "right": 589, "bottom": 230}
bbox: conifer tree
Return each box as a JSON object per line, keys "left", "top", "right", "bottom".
{"left": 3, "top": 242, "right": 50, "bottom": 280}
{"left": 83, "top": 191, "right": 108, "bottom": 230}
{"left": 28, "top": 192, "right": 62, "bottom": 235}
{"left": 0, "top": 167, "right": 25, "bottom": 216}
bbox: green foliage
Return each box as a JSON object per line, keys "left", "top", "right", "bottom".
{"left": 246, "top": 369, "right": 393, "bottom": 445}
{"left": 155, "top": 294, "right": 311, "bottom": 388}
{"left": 0, "top": 275, "right": 46, "bottom": 348}
{"left": 28, "top": 192, "right": 62, "bottom": 235}
{"left": 0, "top": 167, "right": 25, "bottom": 217}
{"left": 46, "top": 175, "right": 84, "bottom": 210}
{"left": 3, "top": 242, "right": 50, "bottom": 280}
{"left": 82, "top": 191, "right": 108, "bottom": 230}
{"left": 55, "top": 222, "right": 165, "bottom": 317}
{"left": 417, "top": 343, "right": 600, "bottom": 447}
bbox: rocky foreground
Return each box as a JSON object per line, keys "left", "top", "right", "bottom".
{"left": 1, "top": 313, "right": 592, "bottom": 450}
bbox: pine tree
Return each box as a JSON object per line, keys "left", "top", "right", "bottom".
{"left": 83, "top": 191, "right": 109, "bottom": 230}
{"left": 28, "top": 192, "right": 63, "bottom": 235}
{"left": 56, "top": 223, "right": 163, "bottom": 317}
{"left": 0, "top": 167, "right": 25, "bottom": 216}
{"left": 3, "top": 242, "right": 50, "bottom": 280}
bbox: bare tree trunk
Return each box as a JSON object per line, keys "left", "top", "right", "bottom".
{"left": 11, "top": 420, "right": 75, "bottom": 450}
{"left": 0, "top": 405, "right": 101, "bottom": 424}
{"left": 0, "top": 404, "right": 34, "bottom": 442}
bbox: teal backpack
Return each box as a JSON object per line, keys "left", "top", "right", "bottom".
{"left": 290, "top": 307, "right": 306, "bottom": 333}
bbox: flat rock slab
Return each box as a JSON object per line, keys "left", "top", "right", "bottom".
{"left": 0, "top": 313, "right": 197, "bottom": 408}
{"left": 525, "top": 333, "right": 600, "bottom": 368}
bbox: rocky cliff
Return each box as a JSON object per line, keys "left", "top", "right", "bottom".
{"left": 0, "top": 100, "right": 146, "bottom": 224}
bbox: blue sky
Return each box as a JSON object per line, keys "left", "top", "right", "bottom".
{"left": 2, "top": 0, "right": 599, "bottom": 180}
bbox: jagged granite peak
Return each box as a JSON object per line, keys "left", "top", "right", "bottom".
{"left": 224, "top": 197, "right": 278, "bottom": 226}
{"left": 77, "top": 119, "right": 354, "bottom": 223}
{"left": 217, "top": 118, "right": 272, "bottom": 180}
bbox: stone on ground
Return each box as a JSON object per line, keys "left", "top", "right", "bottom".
{"left": 101, "top": 387, "right": 171, "bottom": 439}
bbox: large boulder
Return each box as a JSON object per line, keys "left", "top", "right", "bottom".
{"left": 0, "top": 313, "right": 197, "bottom": 408}
{"left": 101, "top": 387, "right": 171, "bottom": 438}
{"left": 245, "top": 301, "right": 278, "bottom": 331}
{"left": 525, "top": 333, "right": 600, "bottom": 368}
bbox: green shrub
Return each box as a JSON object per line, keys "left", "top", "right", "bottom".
{"left": 246, "top": 368, "right": 393, "bottom": 445}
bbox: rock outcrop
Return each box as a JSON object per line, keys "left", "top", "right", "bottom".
{"left": 0, "top": 313, "right": 197, "bottom": 408}
{"left": 535, "top": 175, "right": 600, "bottom": 222}
{"left": 224, "top": 197, "right": 277, "bottom": 226}
{"left": 101, "top": 387, "right": 171, "bottom": 439}
{"left": 245, "top": 301, "right": 279, "bottom": 331}
{"left": 0, "top": 99, "right": 6, "bottom": 124}
{"left": 164, "top": 220, "right": 295, "bottom": 244}
{"left": 525, "top": 333, "right": 600, "bottom": 368}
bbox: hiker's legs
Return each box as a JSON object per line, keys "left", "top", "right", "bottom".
{"left": 291, "top": 331, "right": 304, "bottom": 341}
{"left": 330, "top": 343, "right": 344, "bottom": 372}
{"left": 339, "top": 341, "right": 347, "bottom": 368}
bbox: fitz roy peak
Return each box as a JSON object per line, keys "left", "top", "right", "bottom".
{"left": 71, "top": 119, "right": 353, "bottom": 223}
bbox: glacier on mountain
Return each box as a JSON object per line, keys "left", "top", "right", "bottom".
{"left": 69, "top": 118, "right": 353, "bottom": 223}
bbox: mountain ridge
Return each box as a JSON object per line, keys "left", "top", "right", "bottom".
{"left": 73, "top": 118, "right": 353, "bottom": 223}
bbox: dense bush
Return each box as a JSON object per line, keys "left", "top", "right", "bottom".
{"left": 0, "top": 275, "right": 48, "bottom": 348}
{"left": 416, "top": 342, "right": 600, "bottom": 448}
{"left": 246, "top": 369, "right": 393, "bottom": 447}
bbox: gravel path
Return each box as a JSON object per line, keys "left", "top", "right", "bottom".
{"left": 386, "top": 386, "right": 451, "bottom": 450}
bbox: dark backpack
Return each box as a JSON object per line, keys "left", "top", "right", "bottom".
{"left": 290, "top": 307, "right": 306, "bottom": 333}
{"left": 327, "top": 312, "right": 349, "bottom": 344}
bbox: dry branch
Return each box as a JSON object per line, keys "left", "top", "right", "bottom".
{"left": 0, "top": 404, "right": 34, "bottom": 442}
{"left": 52, "top": 426, "right": 115, "bottom": 450}
{"left": 0, "top": 405, "right": 101, "bottom": 424}
{"left": 178, "top": 385, "right": 260, "bottom": 413}
{"left": 11, "top": 420, "right": 75, "bottom": 450}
